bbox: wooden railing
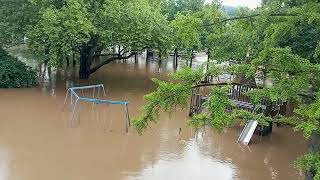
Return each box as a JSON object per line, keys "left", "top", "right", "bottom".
{"left": 188, "top": 82, "right": 284, "bottom": 136}
{"left": 189, "top": 82, "right": 260, "bottom": 116}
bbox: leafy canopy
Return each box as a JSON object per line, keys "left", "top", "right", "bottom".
{"left": 0, "top": 47, "right": 37, "bottom": 88}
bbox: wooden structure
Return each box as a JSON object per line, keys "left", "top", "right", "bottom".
{"left": 189, "top": 82, "right": 283, "bottom": 136}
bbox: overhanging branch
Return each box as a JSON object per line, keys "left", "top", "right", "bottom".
{"left": 90, "top": 52, "right": 136, "bottom": 73}
{"left": 93, "top": 53, "right": 118, "bottom": 57}
{"left": 204, "top": 12, "right": 297, "bottom": 27}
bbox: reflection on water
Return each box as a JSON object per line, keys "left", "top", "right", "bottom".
{"left": 0, "top": 149, "right": 9, "bottom": 180}
{"left": 127, "top": 136, "right": 237, "bottom": 180}
{"left": 0, "top": 49, "right": 307, "bottom": 180}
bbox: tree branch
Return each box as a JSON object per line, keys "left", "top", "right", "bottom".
{"left": 90, "top": 52, "right": 136, "bottom": 73}
{"left": 192, "top": 82, "right": 262, "bottom": 89}
{"left": 204, "top": 12, "right": 297, "bottom": 27}
{"left": 93, "top": 53, "right": 118, "bottom": 57}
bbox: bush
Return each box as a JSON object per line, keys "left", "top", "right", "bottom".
{"left": 0, "top": 47, "right": 37, "bottom": 88}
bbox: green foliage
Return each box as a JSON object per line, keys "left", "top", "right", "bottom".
{"left": 2, "top": 0, "right": 173, "bottom": 68}
{"left": 169, "top": 2, "right": 224, "bottom": 57}
{"left": 170, "top": 65, "right": 204, "bottom": 85}
{"left": 161, "top": 0, "right": 207, "bottom": 21}
{"left": 132, "top": 1, "right": 320, "bottom": 179}
{"left": 170, "top": 13, "right": 203, "bottom": 53}
{"left": 251, "top": 47, "right": 316, "bottom": 102}
{"left": 0, "top": 0, "right": 40, "bottom": 46}
{"left": 100, "top": 0, "right": 172, "bottom": 53}
{"left": 133, "top": 66, "right": 204, "bottom": 134}
{"left": 28, "top": 0, "right": 96, "bottom": 64}
{"left": 132, "top": 79, "right": 191, "bottom": 135}
{"left": 208, "top": 8, "right": 259, "bottom": 62}
{"left": 193, "top": 4, "right": 225, "bottom": 49}
{"left": 133, "top": 65, "right": 273, "bottom": 134}
{"left": 208, "top": 26, "right": 249, "bottom": 61}
{"left": 0, "top": 48, "right": 37, "bottom": 88}
{"left": 226, "top": 64, "right": 256, "bottom": 78}
{"left": 190, "top": 86, "right": 236, "bottom": 131}
{"left": 292, "top": 93, "right": 320, "bottom": 139}
{"left": 190, "top": 86, "right": 272, "bottom": 131}
{"left": 295, "top": 153, "right": 320, "bottom": 180}
{"left": 231, "top": 109, "right": 272, "bottom": 127}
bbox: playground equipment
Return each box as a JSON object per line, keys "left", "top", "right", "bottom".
{"left": 63, "top": 84, "right": 131, "bottom": 132}
{"left": 238, "top": 120, "right": 258, "bottom": 145}
{"left": 189, "top": 82, "right": 283, "bottom": 145}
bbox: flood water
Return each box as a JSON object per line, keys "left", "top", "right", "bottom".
{"left": 0, "top": 49, "right": 307, "bottom": 180}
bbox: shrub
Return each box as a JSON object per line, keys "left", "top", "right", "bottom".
{"left": 0, "top": 47, "right": 37, "bottom": 88}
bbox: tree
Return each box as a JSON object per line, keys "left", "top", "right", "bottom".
{"left": 133, "top": 1, "right": 320, "bottom": 179}
{"left": 170, "top": 13, "right": 202, "bottom": 65}
{"left": 169, "top": 2, "right": 224, "bottom": 67}
{"left": 1, "top": 0, "right": 172, "bottom": 79}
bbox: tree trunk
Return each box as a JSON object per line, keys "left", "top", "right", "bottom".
{"left": 135, "top": 53, "right": 138, "bottom": 63}
{"left": 66, "top": 56, "right": 70, "bottom": 67}
{"left": 189, "top": 50, "right": 193, "bottom": 68}
{"left": 79, "top": 56, "right": 91, "bottom": 79}
{"left": 79, "top": 47, "right": 94, "bottom": 79}
{"left": 174, "top": 48, "right": 178, "bottom": 68}
{"left": 146, "top": 49, "right": 149, "bottom": 64}
{"left": 146, "top": 49, "right": 149, "bottom": 61}
{"left": 48, "top": 66, "right": 52, "bottom": 84}
{"left": 146, "top": 49, "right": 153, "bottom": 59}
{"left": 206, "top": 49, "right": 211, "bottom": 72}
{"left": 78, "top": 36, "right": 99, "bottom": 79}
{"left": 158, "top": 56, "right": 162, "bottom": 71}
{"left": 73, "top": 53, "right": 76, "bottom": 67}
{"left": 57, "top": 50, "right": 64, "bottom": 67}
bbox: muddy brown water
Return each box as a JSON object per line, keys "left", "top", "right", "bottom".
{"left": 0, "top": 53, "right": 307, "bottom": 180}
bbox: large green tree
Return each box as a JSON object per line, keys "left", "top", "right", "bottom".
{"left": 1, "top": 0, "right": 172, "bottom": 79}
{"left": 168, "top": 2, "right": 224, "bottom": 67}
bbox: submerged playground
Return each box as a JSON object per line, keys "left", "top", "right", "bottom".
{"left": 0, "top": 51, "right": 307, "bottom": 180}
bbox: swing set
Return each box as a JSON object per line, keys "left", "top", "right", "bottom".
{"left": 63, "top": 84, "right": 131, "bottom": 132}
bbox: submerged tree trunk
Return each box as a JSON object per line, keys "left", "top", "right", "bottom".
{"left": 73, "top": 53, "right": 76, "bottom": 67}
{"left": 174, "top": 48, "right": 178, "bottom": 68}
{"left": 146, "top": 49, "right": 153, "bottom": 59}
{"left": 206, "top": 49, "right": 211, "bottom": 71}
{"left": 79, "top": 46, "right": 94, "bottom": 79}
{"left": 79, "top": 56, "right": 92, "bottom": 79}
{"left": 146, "top": 49, "right": 149, "bottom": 61}
{"left": 78, "top": 36, "right": 99, "bottom": 79}
{"left": 135, "top": 53, "right": 138, "bottom": 63}
{"left": 66, "top": 56, "right": 70, "bottom": 67}
{"left": 189, "top": 50, "right": 194, "bottom": 68}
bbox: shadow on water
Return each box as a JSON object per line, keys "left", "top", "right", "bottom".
{"left": 0, "top": 48, "right": 307, "bottom": 180}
